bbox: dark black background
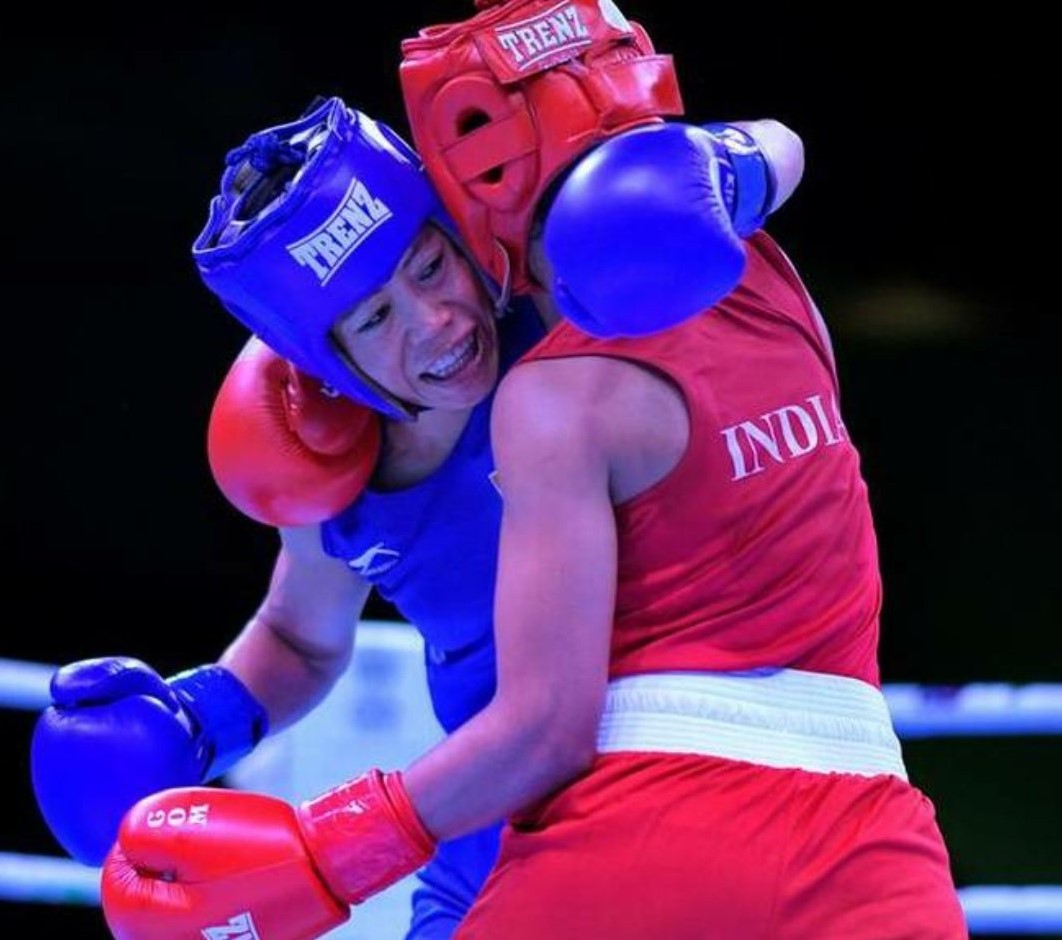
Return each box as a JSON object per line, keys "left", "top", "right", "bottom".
{"left": 3, "top": 3, "right": 1055, "bottom": 936}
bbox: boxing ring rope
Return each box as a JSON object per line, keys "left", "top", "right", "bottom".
{"left": 3, "top": 645, "right": 1061, "bottom": 936}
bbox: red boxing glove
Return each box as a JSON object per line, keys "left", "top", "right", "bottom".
{"left": 101, "top": 772, "right": 436, "bottom": 940}
{"left": 207, "top": 335, "right": 382, "bottom": 527}
{"left": 101, "top": 788, "right": 348, "bottom": 940}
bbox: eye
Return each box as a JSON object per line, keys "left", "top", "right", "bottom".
{"left": 355, "top": 304, "right": 390, "bottom": 333}
{"left": 417, "top": 250, "right": 444, "bottom": 284}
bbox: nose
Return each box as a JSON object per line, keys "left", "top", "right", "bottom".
{"left": 406, "top": 297, "right": 454, "bottom": 339}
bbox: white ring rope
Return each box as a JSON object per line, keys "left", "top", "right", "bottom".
{"left": 883, "top": 683, "right": 1062, "bottom": 738}
{"left": 0, "top": 852, "right": 100, "bottom": 905}
{"left": 6, "top": 653, "right": 1061, "bottom": 737}
{"left": 0, "top": 657, "right": 61, "bottom": 711}
{"left": 1, "top": 852, "right": 1058, "bottom": 934}
{"left": 4, "top": 631, "right": 1060, "bottom": 934}
{"left": 957, "top": 886, "right": 1062, "bottom": 935}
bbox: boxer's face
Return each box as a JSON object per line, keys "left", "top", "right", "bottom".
{"left": 333, "top": 224, "right": 500, "bottom": 414}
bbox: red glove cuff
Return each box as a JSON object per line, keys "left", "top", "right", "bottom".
{"left": 297, "top": 769, "right": 436, "bottom": 905}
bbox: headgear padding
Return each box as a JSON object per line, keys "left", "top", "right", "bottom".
{"left": 193, "top": 96, "right": 462, "bottom": 420}
{"left": 400, "top": 0, "right": 684, "bottom": 295}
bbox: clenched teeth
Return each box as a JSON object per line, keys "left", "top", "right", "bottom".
{"left": 424, "top": 335, "right": 477, "bottom": 380}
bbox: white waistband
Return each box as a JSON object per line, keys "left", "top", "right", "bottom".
{"left": 597, "top": 669, "right": 907, "bottom": 780}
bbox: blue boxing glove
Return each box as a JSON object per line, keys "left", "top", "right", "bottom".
{"left": 540, "top": 120, "right": 783, "bottom": 338}
{"left": 30, "top": 656, "right": 268, "bottom": 866}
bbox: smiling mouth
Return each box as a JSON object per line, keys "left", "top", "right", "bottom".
{"left": 422, "top": 333, "right": 479, "bottom": 381}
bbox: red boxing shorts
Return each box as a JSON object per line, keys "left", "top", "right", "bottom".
{"left": 456, "top": 753, "right": 967, "bottom": 939}
{"left": 456, "top": 670, "right": 967, "bottom": 939}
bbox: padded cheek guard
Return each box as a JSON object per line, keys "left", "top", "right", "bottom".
{"left": 400, "top": 0, "right": 685, "bottom": 295}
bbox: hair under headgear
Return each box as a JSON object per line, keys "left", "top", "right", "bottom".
{"left": 192, "top": 96, "right": 473, "bottom": 420}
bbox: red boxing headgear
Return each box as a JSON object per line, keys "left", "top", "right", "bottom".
{"left": 400, "top": 0, "right": 684, "bottom": 294}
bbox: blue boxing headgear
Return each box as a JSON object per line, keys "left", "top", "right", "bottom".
{"left": 193, "top": 96, "right": 481, "bottom": 420}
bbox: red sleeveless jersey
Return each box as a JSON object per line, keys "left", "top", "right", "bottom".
{"left": 522, "top": 231, "right": 883, "bottom": 685}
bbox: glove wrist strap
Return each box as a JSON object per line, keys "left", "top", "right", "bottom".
{"left": 298, "top": 769, "right": 436, "bottom": 905}
{"left": 703, "top": 123, "right": 775, "bottom": 237}
{"left": 167, "top": 665, "right": 269, "bottom": 780}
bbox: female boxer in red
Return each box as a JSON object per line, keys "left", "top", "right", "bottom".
{"left": 97, "top": 2, "right": 964, "bottom": 937}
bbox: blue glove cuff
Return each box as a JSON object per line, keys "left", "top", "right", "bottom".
{"left": 702, "top": 123, "right": 775, "bottom": 237}
{"left": 168, "top": 665, "right": 269, "bottom": 780}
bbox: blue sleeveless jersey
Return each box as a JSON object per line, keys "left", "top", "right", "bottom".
{"left": 320, "top": 300, "right": 544, "bottom": 732}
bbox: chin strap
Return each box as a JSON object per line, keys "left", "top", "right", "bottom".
{"left": 491, "top": 238, "right": 513, "bottom": 315}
